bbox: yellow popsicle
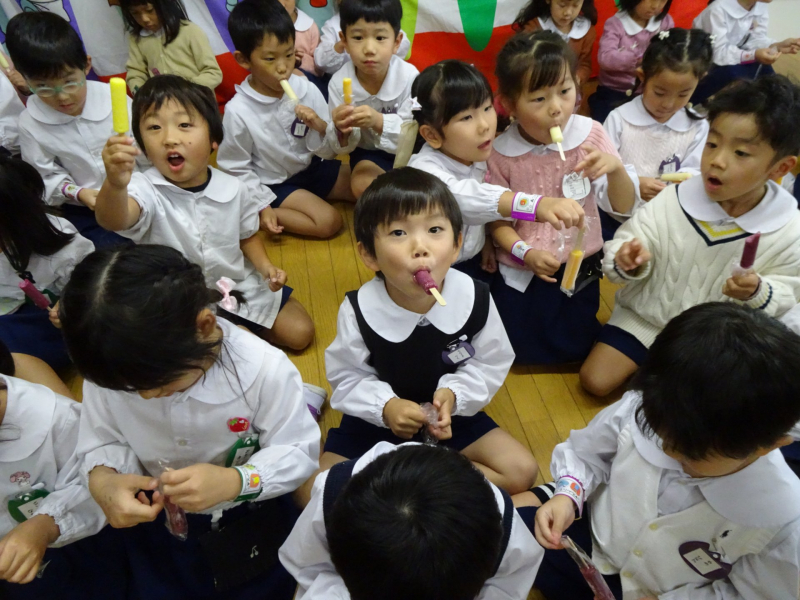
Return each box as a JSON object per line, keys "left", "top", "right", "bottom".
{"left": 343, "top": 78, "right": 353, "bottom": 105}
{"left": 550, "top": 126, "right": 565, "bottom": 161}
{"left": 562, "top": 249, "right": 584, "bottom": 291}
{"left": 0, "top": 53, "right": 8, "bottom": 70}
{"left": 660, "top": 172, "right": 692, "bottom": 182}
{"left": 280, "top": 79, "right": 298, "bottom": 101}
{"left": 109, "top": 77, "right": 129, "bottom": 135}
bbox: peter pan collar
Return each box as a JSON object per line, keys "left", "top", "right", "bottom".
{"left": 341, "top": 56, "right": 412, "bottom": 103}
{"left": 139, "top": 28, "right": 161, "bottom": 38}
{"left": 719, "top": 0, "right": 767, "bottom": 20}
{"left": 27, "top": 80, "right": 111, "bottom": 125}
{"left": 617, "top": 96, "right": 699, "bottom": 132}
{"left": 493, "top": 115, "right": 593, "bottom": 158}
{"left": 618, "top": 11, "right": 663, "bottom": 36}
{"left": 678, "top": 176, "right": 796, "bottom": 234}
{"left": 0, "top": 375, "right": 57, "bottom": 462}
{"left": 294, "top": 9, "right": 315, "bottom": 32}
{"left": 354, "top": 268, "right": 475, "bottom": 343}
{"left": 538, "top": 15, "right": 591, "bottom": 41}
{"left": 178, "top": 318, "right": 265, "bottom": 405}
{"left": 237, "top": 73, "right": 311, "bottom": 105}
{"left": 414, "top": 143, "right": 488, "bottom": 180}
{"left": 143, "top": 166, "right": 238, "bottom": 203}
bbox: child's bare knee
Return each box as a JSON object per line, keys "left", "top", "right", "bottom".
{"left": 319, "top": 212, "right": 343, "bottom": 238}
{"left": 285, "top": 318, "right": 315, "bottom": 351}
{"left": 504, "top": 453, "right": 539, "bottom": 494}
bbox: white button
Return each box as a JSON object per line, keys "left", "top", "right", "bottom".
{"left": 622, "top": 571, "right": 633, "bottom": 578}
{"left": 633, "top": 550, "right": 643, "bottom": 557}
{"left": 649, "top": 523, "right": 659, "bottom": 531}
{"left": 177, "top": 439, "right": 188, "bottom": 446}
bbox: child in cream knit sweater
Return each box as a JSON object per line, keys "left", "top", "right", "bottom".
{"left": 580, "top": 76, "right": 800, "bottom": 396}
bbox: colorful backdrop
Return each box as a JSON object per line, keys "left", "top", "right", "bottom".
{"left": 0, "top": 0, "right": 707, "bottom": 103}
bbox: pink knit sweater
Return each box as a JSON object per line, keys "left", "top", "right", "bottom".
{"left": 487, "top": 121, "right": 616, "bottom": 269}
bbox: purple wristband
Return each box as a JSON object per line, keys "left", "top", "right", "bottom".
{"left": 510, "top": 192, "right": 542, "bottom": 222}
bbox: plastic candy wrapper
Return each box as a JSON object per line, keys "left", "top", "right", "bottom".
{"left": 561, "top": 535, "right": 616, "bottom": 600}
{"left": 157, "top": 458, "right": 189, "bottom": 541}
{"left": 419, "top": 402, "right": 439, "bottom": 445}
{"left": 393, "top": 120, "right": 419, "bottom": 169}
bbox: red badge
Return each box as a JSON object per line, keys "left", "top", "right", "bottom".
{"left": 227, "top": 417, "right": 250, "bottom": 433}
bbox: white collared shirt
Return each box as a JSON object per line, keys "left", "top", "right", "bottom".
{"left": 618, "top": 10, "right": 664, "bottom": 36}
{"left": 537, "top": 15, "right": 591, "bottom": 42}
{"left": 314, "top": 14, "right": 412, "bottom": 75}
{"left": 0, "top": 215, "right": 94, "bottom": 316}
{"left": 0, "top": 73, "right": 24, "bottom": 154}
{"left": 0, "top": 375, "right": 105, "bottom": 545}
{"left": 408, "top": 143, "right": 509, "bottom": 262}
{"left": 694, "top": 0, "right": 774, "bottom": 66}
{"left": 279, "top": 441, "right": 542, "bottom": 600}
{"left": 218, "top": 74, "right": 335, "bottom": 206}
{"left": 325, "top": 269, "right": 514, "bottom": 427}
{"left": 77, "top": 318, "right": 320, "bottom": 511}
{"left": 552, "top": 391, "right": 800, "bottom": 599}
{"left": 326, "top": 55, "right": 419, "bottom": 154}
{"left": 122, "top": 166, "right": 283, "bottom": 328}
{"left": 18, "top": 81, "right": 135, "bottom": 206}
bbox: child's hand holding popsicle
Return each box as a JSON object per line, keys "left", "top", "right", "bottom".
{"left": 430, "top": 388, "right": 455, "bottom": 441}
{"left": 294, "top": 104, "right": 327, "bottom": 135}
{"left": 103, "top": 78, "right": 139, "bottom": 189}
{"left": 535, "top": 196, "right": 585, "bottom": 230}
{"left": 383, "top": 397, "right": 428, "bottom": 439}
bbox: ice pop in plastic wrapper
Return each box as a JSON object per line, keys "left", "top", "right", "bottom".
{"left": 343, "top": 78, "right": 353, "bottom": 105}
{"left": 419, "top": 402, "right": 439, "bottom": 445}
{"left": 0, "top": 53, "right": 8, "bottom": 70}
{"left": 413, "top": 269, "right": 446, "bottom": 306}
{"left": 280, "top": 79, "right": 298, "bottom": 102}
{"left": 660, "top": 172, "right": 692, "bottom": 182}
{"left": 560, "top": 227, "right": 585, "bottom": 297}
{"left": 19, "top": 280, "right": 51, "bottom": 310}
{"left": 157, "top": 459, "right": 188, "bottom": 541}
{"left": 109, "top": 77, "right": 129, "bottom": 135}
{"left": 561, "top": 535, "right": 616, "bottom": 600}
{"left": 550, "top": 126, "right": 565, "bottom": 161}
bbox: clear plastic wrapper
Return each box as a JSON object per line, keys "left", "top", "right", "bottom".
{"left": 156, "top": 458, "right": 190, "bottom": 541}
{"left": 561, "top": 535, "right": 615, "bottom": 600}
{"left": 419, "top": 402, "right": 439, "bottom": 445}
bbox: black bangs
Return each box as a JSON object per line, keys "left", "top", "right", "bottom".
{"left": 496, "top": 31, "right": 577, "bottom": 100}
{"left": 412, "top": 60, "right": 493, "bottom": 132}
{"left": 526, "top": 52, "right": 572, "bottom": 93}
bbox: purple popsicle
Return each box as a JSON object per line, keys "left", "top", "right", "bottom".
{"left": 19, "top": 280, "right": 51, "bottom": 310}
{"left": 739, "top": 232, "right": 761, "bottom": 270}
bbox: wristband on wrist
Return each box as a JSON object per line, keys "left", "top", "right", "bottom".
{"left": 510, "top": 192, "right": 542, "bottom": 222}
{"left": 741, "top": 49, "right": 756, "bottom": 64}
{"left": 511, "top": 240, "right": 532, "bottom": 265}
{"left": 233, "top": 464, "right": 262, "bottom": 502}
{"left": 61, "top": 182, "right": 83, "bottom": 202}
{"left": 554, "top": 476, "right": 584, "bottom": 518}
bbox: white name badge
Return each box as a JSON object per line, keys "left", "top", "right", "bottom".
{"left": 562, "top": 172, "right": 591, "bottom": 204}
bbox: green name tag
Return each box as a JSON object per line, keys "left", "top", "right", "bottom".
{"left": 225, "top": 435, "right": 260, "bottom": 468}
{"left": 8, "top": 488, "right": 49, "bottom": 523}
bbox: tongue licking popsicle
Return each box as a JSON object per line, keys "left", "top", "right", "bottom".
{"left": 280, "top": 79, "right": 298, "bottom": 102}
{"left": 343, "top": 78, "right": 353, "bottom": 105}
{"left": 19, "top": 280, "right": 51, "bottom": 310}
{"left": 413, "top": 269, "right": 446, "bottom": 306}
{"left": 109, "top": 77, "right": 129, "bottom": 135}
{"left": 550, "top": 126, "right": 565, "bottom": 161}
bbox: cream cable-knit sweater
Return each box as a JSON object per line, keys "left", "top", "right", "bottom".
{"left": 603, "top": 183, "right": 800, "bottom": 347}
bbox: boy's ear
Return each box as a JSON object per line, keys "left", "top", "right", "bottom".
{"left": 393, "top": 31, "right": 403, "bottom": 55}
{"left": 85, "top": 55, "right": 93, "bottom": 76}
{"left": 211, "top": 140, "right": 219, "bottom": 154}
{"left": 635, "top": 67, "right": 644, "bottom": 81}
{"left": 196, "top": 308, "right": 218, "bottom": 340}
{"left": 356, "top": 241, "right": 381, "bottom": 273}
{"left": 758, "top": 435, "right": 795, "bottom": 457}
{"left": 451, "top": 231, "right": 464, "bottom": 263}
{"left": 233, "top": 50, "right": 251, "bottom": 71}
{"left": 419, "top": 124, "right": 443, "bottom": 149}
{"left": 768, "top": 154, "right": 798, "bottom": 182}
{"left": 339, "top": 30, "right": 348, "bottom": 51}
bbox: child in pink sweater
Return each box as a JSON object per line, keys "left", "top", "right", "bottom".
{"left": 489, "top": 31, "right": 637, "bottom": 364}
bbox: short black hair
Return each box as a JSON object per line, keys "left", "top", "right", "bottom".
{"left": 228, "top": 0, "right": 295, "bottom": 58}
{"left": 496, "top": 30, "right": 577, "bottom": 102}
{"left": 354, "top": 168, "right": 462, "bottom": 258}
{"left": 119, "top": 0, "right": 188, "bottom": 46}
{"left": 641, "top": 28, "right": 713, "bottom": 81}
{"left": 340, "top": 0, "right": 402, "bottom": 38}
{"left": 633, "top": 303, "right": 800, "bottom": 461}
{"left": 5, "top": 11, "right": 88, "bottom": 80}
{"left": 513, "top": 0, "right": 597, "bottom": 30}
{"left": 707, "top": 75, "right": 800, "bottom": 160}
{"left": 0, "top": 339, "right": 13, "bottom": 377}
{"left": 327, "top": 445, "right": 503, "bottom": 600}
{"left": 131, "top": 75, "right": 223, "bottom": 154}
{"left": 618, "top": 0, "right": 672, "bottom": 21}
{"left": 412, "top": 60, "right": 493, "bottom": 134}
{"left": 59, "top": 244, "right": 245, "bottom": 392}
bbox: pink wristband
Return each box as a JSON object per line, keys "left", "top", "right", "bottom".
{"left": 61, "top": 182, "right": 83, "bottom": 202}
{"left": 511, "top": 240, "right": 532, "bottom": 265}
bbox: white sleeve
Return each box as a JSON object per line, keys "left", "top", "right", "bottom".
{"left": 438, "top": 298, "right": 515, "bottom": 417}
{"left": 326, "top": 79, "right": 361, "bottom": 154}
{"left": 550, "top": 393, "right": 638, "bottom": 499}
{"left": 326, "top": 298, "right": 397, "bottom": 428}
{"left": 315, "top": 21, "right": 348, "bottom": 75}
{"left": 36, "top": 399, "right": 107, "bottom": 546}
{"left": 709, "top": 10, "right": 753, "bottom": 65}
{"left": 745, "top": 10, "right": 774, "bottom": 52}
{"left": 305, "top": 86, "right": 337, "bottom": 160}
{"left": 217, "top": 108, "right": 276, "bottom": 210}
{"left": 247, "top": 351, "right": 321, "bottom": 500}
{"left": 680, "top": 119, "right": 709, "bottom": 177}
{"left": 77, "top": 383, "right": 144, "bottom": 481}
{"left": 51, "top": 228, "right": 95, "bottom": 295}
{"left": 376, "top": 92, "right": 414, "bottom": 154}
{"left": 593, "top": 164, "right": 642, "bottom": 219}
{"left": 18, "top": 122, "right": 73, "bottom": 206}
{"left": 478, "top": 510, "right": 542, "bottom": 599}
{"left": 602, "top": 109, "right": 623, "bottom": 144}
{"left": 658, "top": 522, "right": 800, "bottom": 600}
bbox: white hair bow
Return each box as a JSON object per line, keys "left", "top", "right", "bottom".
{"left": 216, "top": 277, "right": 238, "bottom": 311}
{"left": 410, "top": 97, "right": 422, "bottom": 112}
{"left": 658, "top": 31, "right": 670, "bottom": 40}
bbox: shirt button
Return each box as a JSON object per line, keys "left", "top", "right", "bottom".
{"left": 177, "top": 439, "right": 188, "bottom": 446}
{"left": 633, "top": 549, "right": 643, "bottom": 557}
{"left": 649, "top": 523, "right": 659, "bottom": 531}
{"left": 622, "top": 571, "right": 633, "bottom": 578}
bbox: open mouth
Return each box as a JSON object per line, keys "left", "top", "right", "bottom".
{"left": 705, "top": 175, "right": 723, "bottom": 191}
{"left": 478, "top": 140, "right": 492, "bottom": 150}
{"left": 167, "top": 152, "right": 185, "bottom": 171}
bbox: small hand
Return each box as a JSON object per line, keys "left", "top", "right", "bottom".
{"left": 524, "top": 249, "right": 561, "bottom": 283}
{"left": 382, "top": 397, "right": 427, "bottom": 439}
{"left": 294, "top": 104, "right": 327, "bottom": 135}
{"left": 776, "top": 38, "right": 800, "bottom": 54}
{"left": 431, "top": 388, "right": 455, "bottom": 441}
{"left": 0, "top": 515, "right": 60, "bottom": 583}
{"left": 88, "top": 466, "right": 163, "bottom": 528}
{"left": 756, "top": 47, "right": 781, "bottom": 65}
{"left": 536, "top": 196, "right": 585, "bottom": 230}
{"left": 160, "top": 463, "right": 242, "bottom": 512}
{"left": 614, "top": 238, "right": 651, "bottom": 272}
{"left": 77, "top": 188, "right": 99, "bottom": 210}
{"left": 102, "top": 135, "right": 140, "bottom": 189}
{"left": 723, "top": 272, "right": 760, "bottom": 300}
{"left": 259, "top": 206, "right": 284, "bottom": 235}
{"left": 3, "top": 66, "right": 27, "bottom": 94}
{"left": 48, "top": 300, "right": 61, "bottom": 329}
{"left": 332, "top": 104, "right": 355, "bottom": 135}
{"left": 480, "top": 237, "right": 498, "bottom": 273}
{"left": 639, "top": 177, "right": 667, "bottom": 202}
{"left": 295, "top": 48, "right": 306, "bottom": 61}
{"left": 263, "top": 264, "right": 288, "bottom": 292}
{"left": 575, "top": 144, "right": 623, "bottom": 180}
{"left": 534, "top": 495, "right": 576, "bottom": 550}
{"left": 348, "top": 106, "right": 381, "bottom": 131}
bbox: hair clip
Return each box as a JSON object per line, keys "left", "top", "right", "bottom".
{"left": 410, "top": 96, "right": 422, "bottom": 112}
{"left": 216, "top": 277, "right": 238, "bottom": 311}
{"left": 658, "top": 31, "right": 669, "bottom": 40}
{"left": 709, "top": 34, "right": 716, "bottom": 44}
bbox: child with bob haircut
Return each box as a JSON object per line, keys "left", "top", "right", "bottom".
{"left": 520, "top": 302, "right": 800, "bottom": 600}
{"left": 581, "top": 75, "right": 800, "bottom": 397}
{"left": 219, "top": 0, "right": 350, "bottom": 239}
{"left": 328, "top": 0, "right": 419, "bottom": 199}
{"left": 281, "top": 443, "right": 543, "bottom": 600}
{"left": 96, "top": 74, "right": 315, "bottom": 351}
{"left": 5, "top": 11, "right": 134, "bottom": 249}
{"left": 120, "top": 0, "right": 222, "bottom": 95}
{"left": 61, "top": 244, "right": 320, "bottom": 599}
{"left": 299, "top": 168, "right": 538, "bottom": 504}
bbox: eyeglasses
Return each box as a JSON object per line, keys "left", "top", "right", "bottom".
{"left": 28, "top": 77, "right": 85, "bottom": 99}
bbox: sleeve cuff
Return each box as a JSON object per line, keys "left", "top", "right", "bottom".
{"left": 611, "top": 259, "right": 652, "bottom": 282}
{"left": 743, "top": 279, "right": 773, "bottom": 310}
